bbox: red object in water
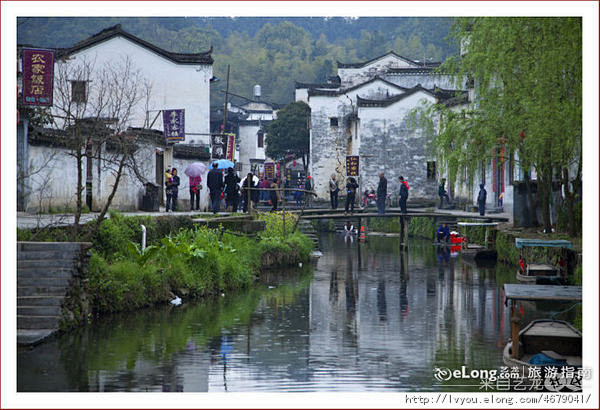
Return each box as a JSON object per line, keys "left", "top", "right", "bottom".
{"left": 450, "top": 233, "right": 463, "bottom": 244}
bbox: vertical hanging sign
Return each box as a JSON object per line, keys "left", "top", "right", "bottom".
{"left": 264, "top": 162, "right": 275, "bottom": 180}
{"left": 211, "top": 134, "right": 227, "bottom": 159}
{"left": 346, "top": 155, "right": 359, "bottom": 177}
{"left": 163, "top": 109, "right": 185, "bottom": 142}
{"left": 225, "top": 133, "right": 236, "bottom": 162}
{"left": 21, "top": 48, "right": 54, "bottom": 106}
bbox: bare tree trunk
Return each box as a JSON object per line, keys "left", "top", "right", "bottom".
{"left": 73, "top": 145, "right": 84, "bottom": 240}
{"left": 94, "top": 150, "right": 127, "bottom": 231}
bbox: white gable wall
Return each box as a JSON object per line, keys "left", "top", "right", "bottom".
{"left": 338, "top": 54, "right": 419, "bottom": 88}
{"left": 54, "top": 36, "right": 212, "bottom": 144}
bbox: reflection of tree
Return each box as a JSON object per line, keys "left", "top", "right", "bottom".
{"left": 47, "top": 274, "right": 312, "bottom": 391}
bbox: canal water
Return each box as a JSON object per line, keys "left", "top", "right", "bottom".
{"left": 18, "top": 234, "right": 574, "bottom": 392}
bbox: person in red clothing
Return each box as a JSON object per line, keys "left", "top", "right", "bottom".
{"left": 398, "top": 176, "right": 409, "bottom": 213}
{"left": 189, "top": 175, "right": 202, "bottom": 211}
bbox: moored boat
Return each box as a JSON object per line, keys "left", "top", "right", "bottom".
{"left": 515, "top": 238, "right": 572, "bottom": 284}
{"left": 503, "top": 319, "right": 582, "bottom": 370}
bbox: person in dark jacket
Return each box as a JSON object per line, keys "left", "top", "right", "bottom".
{"left": 224, "top": 167, "right": 240, "bottom": 213}
{"left": 477, "top": 183, "right": 487, "bottom": 216}
{"left": 438, "top": 180, "right": 451, "bottom": 209}
{"left": 345, "top": 177, "right": 359, "bottom": 214}
{"left": 166, "top": 168, "right": 180, "bottom": 212}
{"left": 377, "top": 172, "right": 387, "bottom": 215}
{"left": 207, "top": 162, "right": 224, "bottom": 214}
{"left": 437, "top": 223, "right": 450, "bottom": 242}
{"left": 398, "top": 176, "right": 409, "bottom": 214}
{"left": 304, "top": 175, "right": 313, "bottom": 208}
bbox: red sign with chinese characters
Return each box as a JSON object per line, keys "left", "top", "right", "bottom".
{"left": 225, "top": 133, "right": 235, "bottom": 162}
{"left": 22, "top": 48, "right": 54, "bottom": 106}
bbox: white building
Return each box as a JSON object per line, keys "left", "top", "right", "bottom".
{"left": 296, "top": 51, "right": 513, "bottom": 213}
{"left": 18, "top": 25, "right": 216, "bottom": 212}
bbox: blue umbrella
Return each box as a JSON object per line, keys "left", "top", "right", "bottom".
{"left": 212, "top": 159, "right": 235, "bottom": 170}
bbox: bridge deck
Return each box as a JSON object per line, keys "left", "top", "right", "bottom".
{"left": 298, "top": 210, "right": 509, "bottom": 222}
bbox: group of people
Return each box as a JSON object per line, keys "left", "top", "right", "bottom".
{"left": 206, "top": 163, "right": 282, "bottom": 214}
{"left": 327, "top": 172, "right": 410, "bottom": 215}
{"left": 439, "top": 180, "right": 487, "bottom": 216}
{"left": 166, "top": 164, "right": 488, "bottom": 217}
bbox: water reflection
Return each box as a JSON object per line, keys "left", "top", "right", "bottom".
{"left": 18, "top": 234, "right": 576, "bottom": 392}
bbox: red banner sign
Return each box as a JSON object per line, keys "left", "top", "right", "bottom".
{"left": 21, "top": 48, "right": 54, "bottom": 106}
{"left": 226, "top": 133, "right": 235, "bottom": 162}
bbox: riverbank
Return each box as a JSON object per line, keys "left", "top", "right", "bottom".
{"left": 17, "top": 211, "right": 313, "bottom": 321}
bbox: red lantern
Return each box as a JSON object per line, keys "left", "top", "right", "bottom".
{"left": 293, "top": 160, "right": 297, "bottom": 167}
{"left": 519, "top": 130, "right": 525, "bottom": 141}
{"left": 276, "top": 163, "right": 281, "bottom": 170}
{"left": 292, "top": 153, "right": 296, "bottom": 159}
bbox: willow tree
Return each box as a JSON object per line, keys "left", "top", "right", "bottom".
{"left": 415, "top": 17, "right": 581, "bottom": 234}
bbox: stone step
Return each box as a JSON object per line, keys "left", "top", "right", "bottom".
{"left": 17, "top": 259, "right": 77, "bottom": 269}
{"left": 18, "top": 296, "right": 64, "bottom": 306}
{"left": 17, "top": 315, "right": 61, "bottom": 329}
{"left": 17, "top": 268, "right": 75, "bottom": 279}
{"left": 18, "top": 242, "right": 84, "bottom": 252}
{"left": 17, "top": 329, "right": 57, "bottom": 346}
{"left": 17, "top": 250, "right": 80, "bottom": 261}
{"left": 17, "top": 286, "right": 67, "bottom": 297}
{"left": 17, "top": 276, "right": 71, "bottom": 287}
{"left": 18, "top": 305, "right": 62, "bottom": 316}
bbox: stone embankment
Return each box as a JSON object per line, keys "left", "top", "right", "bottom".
{"left": 17, "top": 242, "right": 91, "bottom": 346}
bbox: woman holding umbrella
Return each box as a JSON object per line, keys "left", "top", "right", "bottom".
{"left": 184, "top": 162, "right": 207, "bottom": 211}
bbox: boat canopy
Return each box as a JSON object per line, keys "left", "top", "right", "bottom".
{"left": 504, "top": 284, "right": 582, "bottom": 303}
{"left": 515, "top": 238, "right": 572, "bottom": 249}
{"left": 457, "top": 222, "right": 499, "bottom": 227}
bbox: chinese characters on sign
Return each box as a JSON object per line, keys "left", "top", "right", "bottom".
{"left": 264, "top": 163, "right": 275, "bottom": 180}
{"left": 211, "top": 134, "right": 227, "bottom": 159}
{"left": 21, "top": 48, "right": 54, "bottom": 106}
{"left": 163, "top": 109, "right": 185, "bottom": 142}
{"left": 225, "top": 133, "right": 236, "bottom": 162}
{"left": 346, "top": 156, "right": 359, "bottom": 177}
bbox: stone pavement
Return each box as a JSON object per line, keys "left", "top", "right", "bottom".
{"left": 17, "top": 205, "right": 513, "bottom": 230}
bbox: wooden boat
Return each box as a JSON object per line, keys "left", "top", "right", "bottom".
{"left": 515, "top": 238, "right": 572, "bottom": 284}
{"left": 503, "top": 319, "right": 582, "bottom": 369}
{"left": 503, "top": 284, "right": 582, "bottom": 375}
{"left": 457, "top": 222, "right": 499, "bottom": 260}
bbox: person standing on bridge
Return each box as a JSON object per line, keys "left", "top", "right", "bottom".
{"left": 345, "top": 177, "right": 359, "bottom": 215}
{"left": 304, "top": 175, "right": 313, "bottom": 208}
{"left": 438, "top": 179, "right": 451, "bottom": 209}
{"left": 477, "top": 183, "right": 487, "bottom": 216}
{"left": 377, "top": 172, "right": 387, "bottom": 215}
{"left": 224, "top": 167, "right": 240, "bottom": 213}
{"left": 269, "top": 179, "right": 280, "bottom": 211}
{"left": 207, "top": 162, "right": 224, "bottom": 214}
{"left": 329, "top": 173, "right": 339, "bottom": 209}
{"left": 398, "top": 176, "right": 409, "bottom": 214}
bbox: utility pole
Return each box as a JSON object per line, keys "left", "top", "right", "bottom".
{"left": 222, "top": 64, "right": 230, "bottom": 133}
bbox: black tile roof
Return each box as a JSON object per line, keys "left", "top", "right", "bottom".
{"left": 55, "top": 24, "right": 213, "bottom": 65}
{"left": 307, "top": 76, "right": 408, "bottom": 97}
{"left": 355, "top": 85, "right": 468, "bottom": 108}
{"left": 337, "top": 51, "right": 439, "bottom": 69}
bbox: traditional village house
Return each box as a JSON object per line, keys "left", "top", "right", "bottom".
{"left": 296, "top": 51, "right": 515, "bottom": 213}
{"left": 18, "top": 25, "right": 215, "bottom": 212}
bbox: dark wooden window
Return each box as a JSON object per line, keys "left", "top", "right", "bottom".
{"left": 427, "top": 161, "right": 436, "bottom": 180}
{"left": 330, "top": 117, "right": 338, "bottom": 127}
{"left": 71, "top": 81, "right": 87, "bottom": 103}
{"left": 257, "top": 130, "right": 264, "bottom": 148}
